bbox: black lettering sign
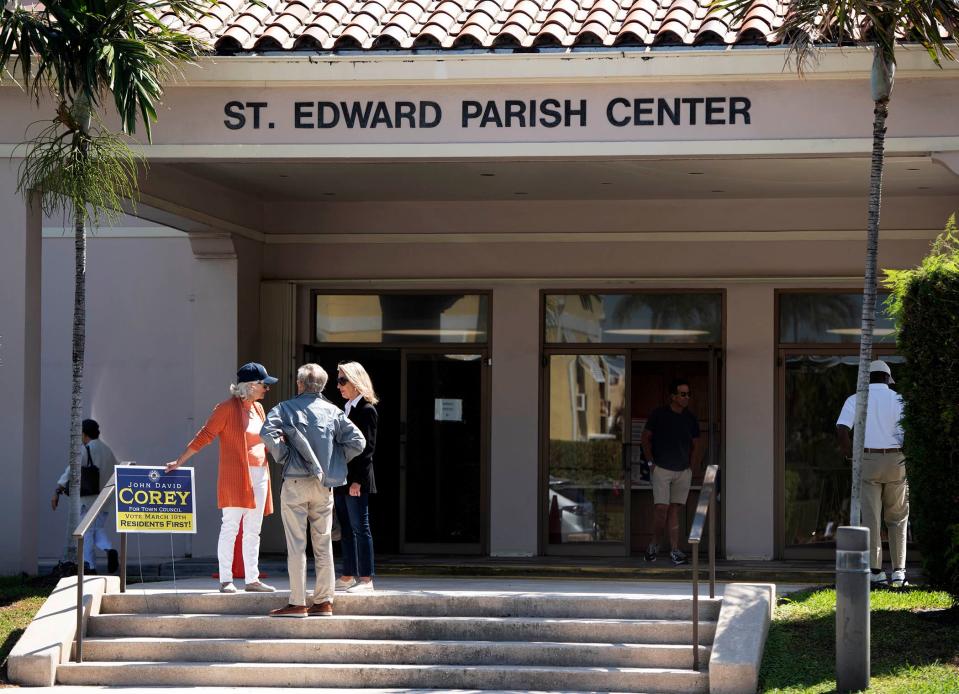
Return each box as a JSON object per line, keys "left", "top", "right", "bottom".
{"left": 224, "top": 101, "right": 245, "bottom": 130}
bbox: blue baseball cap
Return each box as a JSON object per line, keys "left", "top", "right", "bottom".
{"left": 237, "top": 362, "right": 278, "bottom": 385}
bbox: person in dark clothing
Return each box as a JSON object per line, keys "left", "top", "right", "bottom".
{"left": 333, "top": 361, "right": 379, "bottom": 593}
{"left": 640, "top": 378, "right": 701, "bottom": 565}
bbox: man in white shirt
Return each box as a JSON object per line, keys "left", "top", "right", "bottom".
{"left": 51, "top": 419, "right": 119, "bottom": 574}
{"left": 836, "top": 360, "right": 908, "bottom": 588}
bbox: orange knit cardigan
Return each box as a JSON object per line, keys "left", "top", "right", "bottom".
{"left": 188, "top": 397, "right": 274, "bottom": 515}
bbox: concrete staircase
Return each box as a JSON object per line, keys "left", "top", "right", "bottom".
{"left": 56, "top": 589, "right": 721, "bottom": 692}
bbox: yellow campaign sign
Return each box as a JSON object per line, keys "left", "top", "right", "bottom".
{"left": 115, "top": 465, "right": 196, "bottom": 534}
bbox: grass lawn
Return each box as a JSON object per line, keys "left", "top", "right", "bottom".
{"left": 761, "top": 586, "right": 959, "bottom": 693}
{"left": 0, "top": 574, "right": 57, "bottom": 683}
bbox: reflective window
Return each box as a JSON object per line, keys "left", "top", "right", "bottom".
{"left": 545, "top": 294, "right": 721, "bottom": 344}
{"left": 784, "top": 355, "right": 906, "bottom": 547}
{"left": 547, "top": 354, "right": 626, "bottom": 545}
{"left": 315, "top": 294, "right": 488, "bottom": 343}
{"left": 779, "top": 293, "right": 895, "bottom": 344}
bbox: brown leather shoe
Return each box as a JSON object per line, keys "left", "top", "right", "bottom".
{"left": 269, "top": 603, "right": 308, "bottom": 618}
{"left": 307, "top": 601, "right": 333, "bottom": 617}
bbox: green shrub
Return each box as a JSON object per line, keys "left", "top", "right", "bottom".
{"left": 886, "top": 215, "right": 959, "bottom": 597}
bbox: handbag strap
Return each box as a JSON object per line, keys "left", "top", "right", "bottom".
{"left": 84, "top": 444, "right": 96, "bottom": 468}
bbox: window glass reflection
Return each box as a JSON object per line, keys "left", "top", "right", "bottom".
{"left": 779, "top": 293, "right": 895, "bottom": 344}
{"left": 784, "top": 354, "right": 905, "bottom": 547}
{"left": 315, "top": 294, "right": 488, "bottom": 343}
{"left": 547, "top": 354, "right": 626, "bottom": 544}
{"left": 545, "top": 294, "right": 721, "bottom": 344}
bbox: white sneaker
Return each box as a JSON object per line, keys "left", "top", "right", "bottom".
{"left": 335, "top": 577, "right": 357, "bottom": 591}
{"left": 890, "top": 569, "right": 907, "bottom": 588}
{"left": 244, "top": 581, "right": 276, "bottom": 593}
{"left": 347, "top": 580, "right": 374, "bottom": 593}
{"left": 869, "top": 571, "right": 888, "bottom": 587}
{"left": 219, "top": 582, "right": 237, "bottom": 594}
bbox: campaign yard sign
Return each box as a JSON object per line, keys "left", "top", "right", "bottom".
{"left": 115, "top": 466, "right": 196, "bottom": 533}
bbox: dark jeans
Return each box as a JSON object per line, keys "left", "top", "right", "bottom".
{"left": 334, "top": 489, "right": 374, "bottom": 577}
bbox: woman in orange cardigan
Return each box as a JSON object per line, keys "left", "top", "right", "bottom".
{"left": 166, "top": 363, "right": 277, "bottom": 593}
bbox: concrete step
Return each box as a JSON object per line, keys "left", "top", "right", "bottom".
{"left": 90, "top": 613, "right": 717, "bottom": 644}
{"left": 83, "top": 636, "right": 710, "bottom": 669}
{"left": 56, "top": 661, "right": 709, "bottom": 692}
{"left": 101, "top": 591, "right": 721, "bottom": 621}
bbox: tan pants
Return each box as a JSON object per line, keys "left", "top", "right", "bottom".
{"left": 280, "top": 477, "right": 335, "bottom": 606}
{"left": 862, "top": 451, "right": 909, "bottom": 570}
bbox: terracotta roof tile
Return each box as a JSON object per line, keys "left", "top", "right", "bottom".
{"left": 186, "top": 0, "right": 806, "bottom": 52}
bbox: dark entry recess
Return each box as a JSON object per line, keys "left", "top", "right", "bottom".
{"left": 304, "top": 347, "right": 401, "bottom": 554}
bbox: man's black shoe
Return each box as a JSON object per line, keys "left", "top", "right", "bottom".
{"left": 107, "top": 549, "right": 119, "bottom": 574}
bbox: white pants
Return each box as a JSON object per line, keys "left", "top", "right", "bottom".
{"left": 66, "top": 496, "right": 113, "bottom": 568}
{"left": 217, "top": 466, "right": 269, "bottom": 584}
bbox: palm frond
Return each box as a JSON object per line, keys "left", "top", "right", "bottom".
{"left": 16, "top": 117, "right": 142, "bottom": 225}
{"left": 713, "top": 0, "right": 959, "bottom": 71}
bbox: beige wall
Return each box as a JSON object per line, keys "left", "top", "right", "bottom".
{"left": 489, "top": 286, "right": 540, "bottom": 556}
{"left": 0, "top": 161, "right": 41, "bottom": 574}
{"left": 39, "top": 234, "right": 198, "bottom": 562}
{"left": 724, "top": 285, "right": 776, "bottom": 559}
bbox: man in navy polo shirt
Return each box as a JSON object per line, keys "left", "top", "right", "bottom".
{"left": 641, "top": 378, "right": 701, "bottom": 565}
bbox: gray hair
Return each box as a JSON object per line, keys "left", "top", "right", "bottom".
{"left": 297, "top": 363, "right": 328, "bottom": 393}
{"left": 230, "top": 381, "right": 259, "bottom": 399}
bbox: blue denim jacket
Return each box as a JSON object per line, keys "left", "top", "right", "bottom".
{"left": 260, "top": 392, "right": 366, "bottom": 488}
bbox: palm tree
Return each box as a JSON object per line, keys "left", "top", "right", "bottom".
{"left": 717, "top": 0, "right": 959, "bottom": 526}
{"left": 0, "top": 0, "right": 208, "bottom": 561}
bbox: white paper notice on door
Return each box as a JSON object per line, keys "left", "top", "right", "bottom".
{"left": 434, "top": 398, "right": 463, "bottom": 422}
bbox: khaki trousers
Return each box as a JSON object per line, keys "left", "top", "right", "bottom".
{"left": 862, "top": 451, "right": 909, "bottom": 570}
{"left": 280, "top": 477, "right": 335, "bottom": 606}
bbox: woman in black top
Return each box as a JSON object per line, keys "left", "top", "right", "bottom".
{"left": 333, "top": 361, "right": 379, "bottom": 593}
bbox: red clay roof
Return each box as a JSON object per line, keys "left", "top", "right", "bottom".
{"left": 164, "top": 0, "right": 787, "bottom": 53}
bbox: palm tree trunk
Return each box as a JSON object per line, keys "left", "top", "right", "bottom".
{"left": 66, "top": 199, "right": 87, "bottom": 561}
{"left": 849, "top": 97, "right": 889, "bottom": 527}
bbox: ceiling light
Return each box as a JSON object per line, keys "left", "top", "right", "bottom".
{"left": 600, "top": 182, "right": 612, "bottom": 185}
{"left": 906, "top": 167, "right": 920, "bottom": 171}
{"left": 323, "top": 192, "right": 335, "bottom": 196}
{"left": 711, "top": 190, "right": 725, "bottom": 193}
{"left": 826, "top": 328, "right": 895, "bottom": 336}
{"left": 381, "top": 329, "right": 485, "bottom": 337}
{"left": 604, "top": 329, "right": 710, "bottom": 336}
{"left": 514, "top": 191, "right": 528, "bottom": 195}
{"left": 687, "top": 172, "right": 705, "bottom": 175}
{"left": 918, "top": 186, "right": 930, "bottom": 190}
{"left": 480, "top": 173, "right": 495, "bottom": 177}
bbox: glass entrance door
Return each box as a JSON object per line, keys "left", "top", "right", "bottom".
{"left": 545, "top": 353, "right": 630, "bottom": 555}
{"left": 629, "top": 350, "right": 721, "bottom": 557}
{"left": 400, "top": 351, "right": 487, "bottom": 553}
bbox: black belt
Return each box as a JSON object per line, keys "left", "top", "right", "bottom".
{"left": 864, "top": 447, "right": 902, "bottom": 454}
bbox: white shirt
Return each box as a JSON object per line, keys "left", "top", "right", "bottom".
{"left": 57, "top": 438, "right": 119, "bottom": 498}
{"left": 836, "top": 383, "right": 904, "bottom": 448}
{"left": 344, "top": 395, "right": 363, "bottom": 417}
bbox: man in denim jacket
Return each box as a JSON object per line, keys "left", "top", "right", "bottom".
{"left": 261, "top": 363, "right": 365, "bottom": 617}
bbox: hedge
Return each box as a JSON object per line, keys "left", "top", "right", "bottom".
{"left": 886, "top": 215, "right": 959, "bottom": 596}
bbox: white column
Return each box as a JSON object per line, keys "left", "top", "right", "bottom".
{"left": 188, "top": 233, "right": 238, "bottom": 559}
{"left": 724, "top": 285, "right": 776, "bottom": 559}
{"left": 0, "top": 161, "right": 42, "bottom": 574}
{"left": 489, "top": 285, "right": 540, "bottom": 556}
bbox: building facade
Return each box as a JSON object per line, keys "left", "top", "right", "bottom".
{"left": 2, "top": 4, "right": 958, "bottom": 572}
